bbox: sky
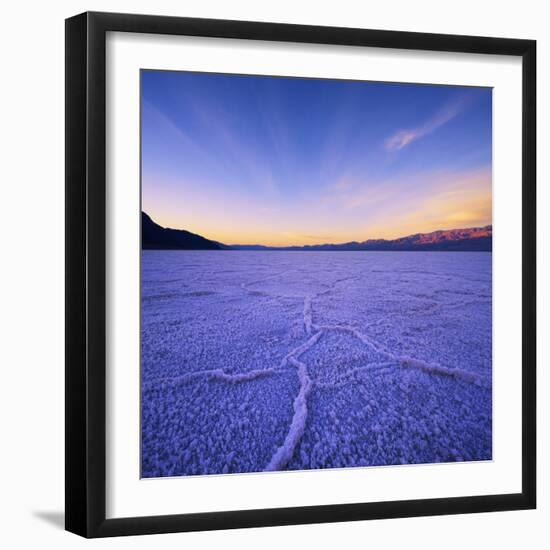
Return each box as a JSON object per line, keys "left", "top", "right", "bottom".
{"left": 141, "top": 70, "right": 492, "bottom": 247}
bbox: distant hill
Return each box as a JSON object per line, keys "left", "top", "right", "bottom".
{"left": 142, "top": 212, "right": 225, "bottom": 250}
{"left": 385, "top": 226, "right": 492, "bottom": 251}
{"left": 233, "top": 226, "right": 492, "bottom": 252}
{"left": 142, "top": 212, "right": 492, "bottom": 252}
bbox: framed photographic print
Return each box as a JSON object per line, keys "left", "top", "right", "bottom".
{"left": 65, "top": 11, "right": 536, "bottom": 537}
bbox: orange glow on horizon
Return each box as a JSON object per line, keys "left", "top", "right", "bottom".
{"left": 144, "top": 167, "right": 492, "bottom": 247}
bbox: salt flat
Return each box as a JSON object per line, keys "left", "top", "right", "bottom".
{"left": 141, "top": 250, "right": 492, "bottom": 478}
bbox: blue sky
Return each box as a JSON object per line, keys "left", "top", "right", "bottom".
{"left": 141, "top": 70, "right": 492, "bottom": 246}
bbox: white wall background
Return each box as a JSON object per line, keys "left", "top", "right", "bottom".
{"left": 0, "top": 1, "right": 546, "bottom": 548}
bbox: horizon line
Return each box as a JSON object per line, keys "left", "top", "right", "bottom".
{"left": 142, "top": 211, "right": 492, "bottom": 249}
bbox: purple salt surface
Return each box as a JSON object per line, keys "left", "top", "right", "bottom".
{"left": 141, "top": 250, "right": 492, "bottom": 478}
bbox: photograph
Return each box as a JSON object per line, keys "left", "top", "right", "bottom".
{"left": 140, "top": 69, "right": 493, "bottom": 479}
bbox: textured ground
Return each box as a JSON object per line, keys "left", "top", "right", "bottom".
{"left": 141, "top": 251, "right": 492, "bottom": 478}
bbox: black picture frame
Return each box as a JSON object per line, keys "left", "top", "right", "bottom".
{"left": 65, "top": 11, "right": 536, "bottom": 538}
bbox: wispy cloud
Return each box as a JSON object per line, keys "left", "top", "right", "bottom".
{"left": 385, "top": 97, "right": 467, "bottom": 151}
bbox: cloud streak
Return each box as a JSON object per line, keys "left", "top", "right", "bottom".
{"left": 385, "top": 97, "right": 466, "bottom": 151}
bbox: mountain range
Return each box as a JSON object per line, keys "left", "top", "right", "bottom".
{"left": 142, "top": 212, "right": 492, "bottom": 252}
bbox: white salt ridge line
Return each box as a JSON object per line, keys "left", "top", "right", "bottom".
{"left": 263, "top": 326, "right": 325, "bottom": 471}
{"left": 280, "top": 330, "right": 323, "bottom": 367}
{"left": 313, "top": 323, "right": 385, "bottom": 352}
{"left": 144, "top": 367, "right": 277, "bottom": 390}
{"left": 208, "top": 368, "right": 276, "bottom": 383}
{"left": 145, "top": 331, "right": 323, "bottom": 390}
{"left": 264, "top": 357, "right": 312, "bottom": 472}
{"left": 397, "top": 356, "right": 485, "bottom": 385}
{"left": 313, "top": 323, "right": 487, "bottom": 386}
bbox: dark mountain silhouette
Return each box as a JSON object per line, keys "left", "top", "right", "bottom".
{"left": 142, "top": 212, "right": 225, "bottom": 250}
{"left": 142, "top": 211, "right": 492, "bottom": 251}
